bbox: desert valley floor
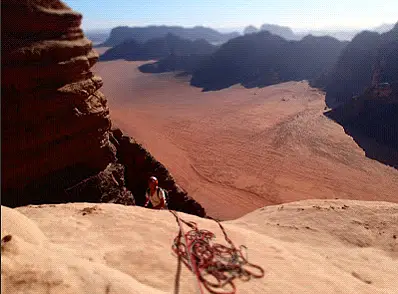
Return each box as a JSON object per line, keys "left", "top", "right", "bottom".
{"left": 93, "top": 55, "right": 398, "bottom": 220}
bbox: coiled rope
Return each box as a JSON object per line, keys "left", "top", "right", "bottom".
{"left": 170, "top": 211, "right": 264, "bottom": 294}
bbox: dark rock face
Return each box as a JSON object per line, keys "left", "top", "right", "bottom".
{"left": 101, "top": 33, "right": 217, "bottom": 62}
{"left": 314, "top": 23, "right": 398, "bottom": 107}
{"left": 310, "top": 23, "right": 398, "bottom": 169}
{"left": 325, "top": 87, "right": 398, "bottom": 169}
{"left": 99, "top": 25, "right": 240, "bottom": 47}
{"left": 111, "top": 129, "right": 206, "bottom": 217}
{"left": 1, "top": 0, "right": 117, "bottom": 205}
{"left": 64, "top": 163, "right": 135, "bottom": 206}
{"left": 190, "top": 31, "right": 346, "bottom": 91}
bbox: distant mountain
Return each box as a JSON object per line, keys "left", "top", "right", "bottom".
{"left": 244, "top": 25, "right": 259, "bottom": 35}
{"left": 269, "top": 23, "right": 397, "bottom": 41}
{"left": 99, "top": 25, "right": 239, "bottom": 47}
{"left": 100, "top": 33, "right": 217, "bottom": 61}
{"left": 190, "top": 31, "right": 347, "bottom": 91}
{"left": 260, "top": 24, "right": 301, "bottom": 40}
{"left": 85, "top": 29, "right": 110, "bottom": 45}
{"left": 313, "top": 23, "right": 398, "bottom": 107}
{"left": 297, "top": 30, "right": 359, "bottom": 41}
{"left": 373, "top": 23, "right": 395, "bottom": 33}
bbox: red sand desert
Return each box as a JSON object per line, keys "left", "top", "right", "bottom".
{"left": 93, "top": 57, "right": 398, "bottom": 220}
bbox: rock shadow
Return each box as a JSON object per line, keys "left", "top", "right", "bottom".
{"left": 324, "top": 100, "right": 398, "bottom": 169}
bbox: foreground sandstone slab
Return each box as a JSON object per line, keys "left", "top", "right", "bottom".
{"left": 2, "top": 200, "right": 397, "bottom": 293}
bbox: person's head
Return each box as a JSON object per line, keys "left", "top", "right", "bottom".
{"left": 148, "top": 176, "right": 158, "bottom": 190}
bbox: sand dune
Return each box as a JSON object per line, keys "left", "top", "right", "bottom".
{"left": 93, "top": 60, "right": 398, "bottom": 220}
{"left": 2, "top": 201, "right": 397, "bottom": 293}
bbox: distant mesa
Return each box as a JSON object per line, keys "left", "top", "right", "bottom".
{"left": 243, "top": 24, "right": 301, "bottom": 40}
{"left": 133, "top": 22, "right": 397, "bottom": 98}
{"left": 97, "top": 22, "right": 397, "bottom": 50}
{"left": 100, "top": 33, "right": 217, "bottom": 61}
{"left": 190, "top": 31, "right": 347, "bottom": 91}
{"left": 257, "top": 22, "right": 397, "bottom": 42}
{"left": 98, "top": 25, "right": 240, "bottom": 47}
{"left": 134, "top": 30, "right": 347, "bottom": 91}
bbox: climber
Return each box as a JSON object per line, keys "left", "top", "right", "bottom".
{"left": 144, "top": 176, "right": 168, "bottom": 209}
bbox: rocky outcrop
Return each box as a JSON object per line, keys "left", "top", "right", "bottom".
{"left": 1, "top": 0, "right": 206, "bottom": 218}
{"left": 1, "top": 0, "right": 117, "bottom": 205}
{"left": 64, "top": 163, "right": 135, "bottom": 206}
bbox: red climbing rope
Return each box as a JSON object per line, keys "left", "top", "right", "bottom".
{"left": 170, "top": 211, "right": 264, "bottom": 294}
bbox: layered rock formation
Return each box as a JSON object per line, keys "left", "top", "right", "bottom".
{"left": 1, "top": 0, "right": 206, "bottom": 217}
{"left": 1, "top": 0, "right": 117, "bottom": 205}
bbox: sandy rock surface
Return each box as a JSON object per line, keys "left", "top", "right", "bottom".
{"left": 2, "top": 200, "right": 397, "bottom": 293}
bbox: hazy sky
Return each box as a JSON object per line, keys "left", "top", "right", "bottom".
{"left": 65, "top": 0, "right": 397, "bottom": 31}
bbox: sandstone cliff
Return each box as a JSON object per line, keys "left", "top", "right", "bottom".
{"left": 1, "top": 0, "right": 117, "bottom": 205}
{"left": 1, "top": 0, "right": 205, "bottom": 217}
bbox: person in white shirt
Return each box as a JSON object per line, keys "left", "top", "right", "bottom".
{"left": 144, "top": 176, "right": 167, "bottom": 209}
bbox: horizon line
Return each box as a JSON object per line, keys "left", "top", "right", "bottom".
{"left": 82, "top": 21, "right": 396, "bottom": 33}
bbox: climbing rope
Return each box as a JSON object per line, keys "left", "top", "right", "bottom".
{"left": 170, "top": 211, "right": 264, "bottom": 294}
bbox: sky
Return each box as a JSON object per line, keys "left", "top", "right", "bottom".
{"left": 65, "top": 0, "right": 398, "bottom": 32}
